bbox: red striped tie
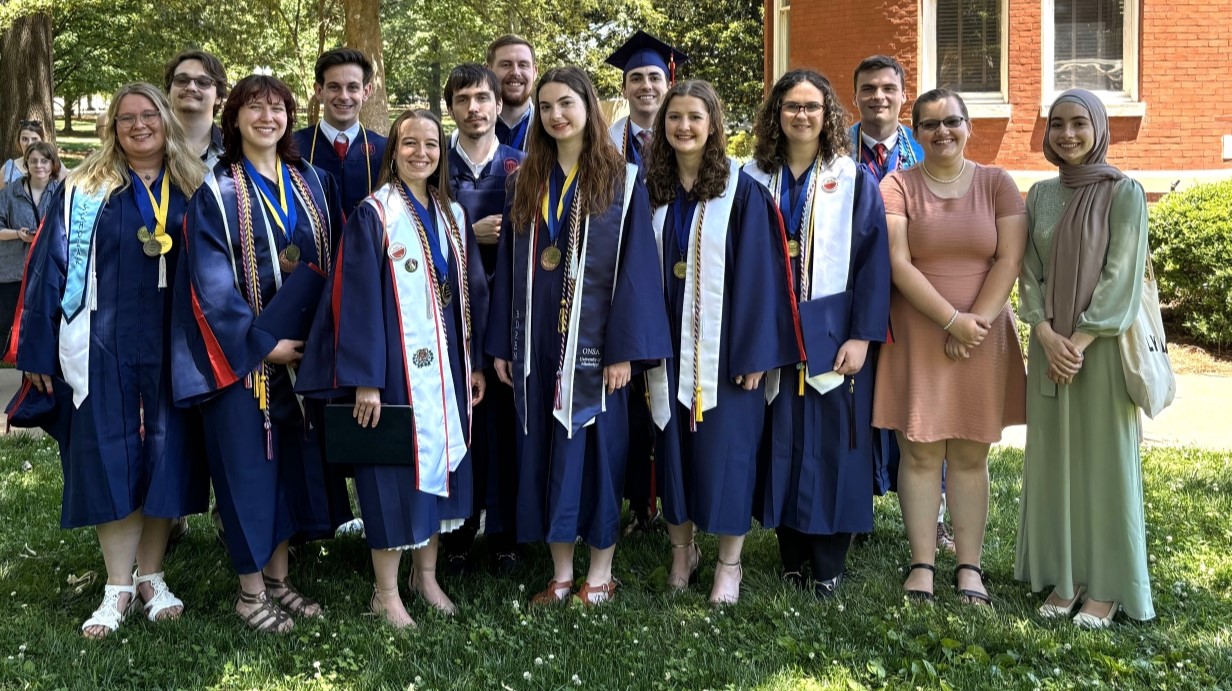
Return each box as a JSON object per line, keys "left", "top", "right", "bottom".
{"left": 333, "top": 133, "right": 349, "bottom": 159}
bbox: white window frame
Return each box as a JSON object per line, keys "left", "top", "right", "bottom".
{"left": 919, "top": 0, "right": 1011, "bottom": 119}
{"left": 773, "top": 0, "right": 791, "bottom": 81}
{"left": 1041, "top": 0, "right": 1143, "bottom": 116}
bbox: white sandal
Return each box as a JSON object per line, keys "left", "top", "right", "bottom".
{"left": 81, "top": 583, "right": 136, "bottom": 638}
{"left": 134, "top": 571, "right": 184, "bottom": 622}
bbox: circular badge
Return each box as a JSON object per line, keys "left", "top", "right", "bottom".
{"left": 504, "top": 158, "right": 520, "bottom": 174}
{"left": 404, "top": 258, "right": 419, "bottom": 273}
{"left": 821, "top": 177, "right": 839, "bottom": 193}
{"left": 389, "top": 243, "right": 407, "bottom": 260}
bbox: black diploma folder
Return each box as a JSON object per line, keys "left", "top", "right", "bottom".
{"left": 253, "top": 263, "right": 327, "bottom": 341}
{"left": 798, "top": 290, "right": 853, "bottom": 377}
{"left": 323, "top": 403, "right": 417, "bottom": 466}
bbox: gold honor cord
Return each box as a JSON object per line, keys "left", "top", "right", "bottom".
{"left": 688, "top": 201, "right": 707, "bottom": 429}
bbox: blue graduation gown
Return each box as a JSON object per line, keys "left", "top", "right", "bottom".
{"left": 170, "top": 160, "right": 350, "bottom": 574}
{"left": 485, "top": 172, "right": 671, "bottom": 549}
{"left": 657, "top": 173, "right": 802, "bottom": 535}
{"left": 296, "top": 200, "right": 489, "bottom": 549}
{"left": 494, "top": 109, "right": 533, "bottom": 153}
{"left": 754, "top": 165, "right": 891, "bottom": 535}
{"left": 447, "top": 142, "right": 524, "bottom": 537}
{"left": 18, "top": 183, "right": 208, "bottom": 528}
{"left": 292, "top": 125, "right": 387, "bottom": 216}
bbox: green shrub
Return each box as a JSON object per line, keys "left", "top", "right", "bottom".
{"left": 1149, "top": 179, "right": 1232, "bottom": 348}
{"left": 726, "top": 129, "right": 755, "bottom": 160}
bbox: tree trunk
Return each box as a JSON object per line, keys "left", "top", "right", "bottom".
{"left": 427, "top": 37, "right": 441, "bottom": 118}
{"left": 0, "top": 13, "right": 56, "bottom": 159}
{"left": 63, "top": 99, "right": 76, "bottom": 134}
{"left": 343, "top": 0, "right": 389, "bottom": 134}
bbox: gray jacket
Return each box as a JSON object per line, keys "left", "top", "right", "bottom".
{"left": 0, "top": 177, "right": 58, "bottom": 283}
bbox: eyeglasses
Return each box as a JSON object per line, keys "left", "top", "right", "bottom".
{"left": 19, "top": 119, "right": 41, "bottom": 128}
{"left": 171, "top": 74, "right": 217, "bottom": 90}
{"left": 917, "top": 116, "right": 967, "bottom": 132}
{"left": 115, "top": 111, "right": 162, "bottom": 128}
{"left": 782, "top": 102, "right": 824, "bottom": 116}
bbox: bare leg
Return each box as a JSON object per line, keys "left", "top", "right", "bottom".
{"left": 371, "top": 548, "right": 414, "bottom": 628}
{"left": 896, "top": 433, "right": 945, "bottom": 596}
{"left": 260, "top": 541, "right": 322, "bottom": 617}
{"left": 410, "top": 534, "right": 456, "bottom": 615}
{"left": 945, "top": 438, "right": 991, "bottom": 602}
{"left": 528, "top": 542, "right": 575, "bottom": 603}
{"left": 84, "top": 510, "right": 143, "bottom": 638}
{"left": 710, "top": 533, "right": 745, "bottom": 604}
{"left": 134, "top": 516, "right": 182, "bottom": 620}
{"left": 666, "top": 521, "right": 699, "bottom": 589}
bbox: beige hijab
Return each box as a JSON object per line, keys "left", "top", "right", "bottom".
{"left": 1043, "top": 89, "right": 1126, "bottom": 338}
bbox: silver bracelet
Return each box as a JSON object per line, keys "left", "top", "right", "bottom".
{"left": 942, "top": 309, "right": 959, "bottom": 331}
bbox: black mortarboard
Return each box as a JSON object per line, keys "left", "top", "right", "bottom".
{"left": 605, "top": 31, "right": 687, "bottom": 82}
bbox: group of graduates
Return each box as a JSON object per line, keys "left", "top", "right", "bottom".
{"left": 12, "top": 28, "right": 1154, "bottom": 639}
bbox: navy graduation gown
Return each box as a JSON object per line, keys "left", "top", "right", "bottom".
{"left": 292, "top": 125, "right": 387, "bottom": 216}
{"left": 485, "top": 172, "right": 671, "bottom": 549}
{"left": 296, "top": 200, "right": 488, "bottom": 549}
{"left": 494, "top": 109, "right": 533, "bottom": 153}
{"left": 170, "top": 160, "right": 349, "bottom": 574}
{"left": 18, "top": 182, "right": 208, "bottom": 528}
{"left": 657, "top": 173, "right": 802, "bottom": 536}
{"left": 754, "top": 165, "right": 891, "bottom": 535}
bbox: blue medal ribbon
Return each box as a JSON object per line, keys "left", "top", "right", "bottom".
{"left": 242, "top": 157, "right": 298, "bottom": 241}
{"left": 509, "top": 111, "right": 531, "bottom": 151}
{"left": 778, "top": 164, "right": 813, "bottom": 239}
{"left": 402, "top": 182, "right": 449, "bottom": 283}
{"left": 541, "top": 163, "right": 579, "bottom": 243}
{"left": 672, "top": 185, "right": 698, "bottom": 260}
{"left": 129, "top": 168, "right": 168, "bottom": 235}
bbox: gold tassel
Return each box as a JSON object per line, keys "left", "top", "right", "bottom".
{"left": 694, "top": 386, "right": 703, "bottom": 423}
{"left": 798, "top": 366, "right": 805, "bottom": 396}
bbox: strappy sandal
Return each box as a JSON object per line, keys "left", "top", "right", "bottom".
{"left": 667, "top": 541, "right": 701, "bottom": 592}
{"left": 903, "top": 563, "right": 936, "bottom": 602}
{"left": 709, "top": 558, "right": 743, "bottom": 606}
{"left": 81, "top": 583, "right": 137, "bottom": 639}
{"left": 134, "top": 570, "right": 184, "bottom": 622}
{"left": 529, "top": 579, "right": 574, "bottom": 605}
{"left": 262, "top": 574, "right": 323, "bottom": 618}
{"left": 409, "top": 566, "right": 458, "bottom": 615}
{"left": 953, "top": 563, "right": 993, "bottom": 607}
{"left": 574, "top": 579, "right": 618, "bottom": 606}
{"left": 369, "top": 585, "right": 416, "bottom": 629}
{"left": 236, "top": 589, "right": 293, "bottom": 634}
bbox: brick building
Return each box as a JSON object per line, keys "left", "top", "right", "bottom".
{"left": 764, "top": 1, "right": 1232, "bottom": 193}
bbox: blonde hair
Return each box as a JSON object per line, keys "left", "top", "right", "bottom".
{"left": 69, "top": 82, "right": 206, "bottom": 198}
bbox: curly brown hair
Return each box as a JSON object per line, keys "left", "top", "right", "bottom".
{"left": 509, "top": 67, "right": 625, "bottom": 231}
{"left": 751, "top": 69, "right": 851, "bottom": 174}
{"left": 644, "top": 80, "right": 730, "bottom": 206}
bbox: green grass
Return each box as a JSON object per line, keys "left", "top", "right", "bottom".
{"left": 0, "top": 436, "right": 1229, "bottom": 690}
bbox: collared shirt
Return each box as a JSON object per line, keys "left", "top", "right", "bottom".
{"left": 451, "top": 134, "right": 500, "bottom": 179}
{"left": 860, "top": 128, "right": 899, "bottom": 152}
{"left": 319, "top": 120, "right": 362, "bottom": 147}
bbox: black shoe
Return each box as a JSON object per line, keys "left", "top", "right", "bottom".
{"left": 902, "top": 563, "right": 936, "bottom": 602}
{"left": 492, "top": 551, "right": 520, "bottom": 575}
{"left": 813, "top": 573, "right": 843, "bottom": 599}
{"left": 442, "top": 553, "right": 470, "bottom": 578}
{"left": 781, "top": 570, "right": 807, "bottom": 590}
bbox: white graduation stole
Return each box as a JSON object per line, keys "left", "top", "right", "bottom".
{"left": 58, "top": 181, "right": 107, "bottom": 408}
{"left": 368, "top": 184, "right": 471, "bottom": 497}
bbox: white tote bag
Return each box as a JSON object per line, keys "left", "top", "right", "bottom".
{"left": 1118, "top": 253, "right": 1176, "bottom": 418}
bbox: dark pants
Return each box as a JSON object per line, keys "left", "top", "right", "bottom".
{"left": 622, "top": 375, "right": 657, "bottom": 520}
{"left": 0, "top": 281, "right": 20, "bottom": 352}
{"left": 775, "top": 526, "right": 851, "bottom": 581}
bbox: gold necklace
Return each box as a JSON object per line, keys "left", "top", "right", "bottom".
{"left": 921, "top": 159, "right": 966, "bottom": 184}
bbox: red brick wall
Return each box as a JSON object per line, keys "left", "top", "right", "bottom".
{"left": 767, "top": 0, "right": 1232, "bottom": 172}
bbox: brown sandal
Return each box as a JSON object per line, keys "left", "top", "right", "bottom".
{"left": 236, "top": 589, "right": 293, "bottom": 634}
{"left": 574, "top": 579, "right": 618, "bottom": 606}
{"left": 263, "top": 574, "right": 323, "bottom": 618}
{"left": 529, "top": 579, "right": 573, "bottom": 605}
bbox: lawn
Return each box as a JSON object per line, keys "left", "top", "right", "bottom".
{"left": 0, "top": 436, "right": 1229, "bottom": 690}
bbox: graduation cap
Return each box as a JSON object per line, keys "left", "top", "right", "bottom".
{"left": 605, "top": 30, "right": 687, "bottom": 84}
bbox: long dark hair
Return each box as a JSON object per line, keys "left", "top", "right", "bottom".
{"left": 376, "top": 108, "right": 453, "bottom": 205}
{"left": 220, "top": 75, "right": 301, "bottom": 166}
{"left": 509, "top": 66, "right": 624, "bottom": 231}
{"left": 644, "top": 80, "right": 730, "bottom": 206}
{"left": 752, "top": 69, "right": 850, "bottom": 174}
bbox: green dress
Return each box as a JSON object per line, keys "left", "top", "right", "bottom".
{"left": 1013, "top": 176, "right": 1154, "bottom": 621}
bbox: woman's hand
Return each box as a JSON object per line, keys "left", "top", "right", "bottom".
{"left": 1036, "top": 322, "right": 1083, "bottom": 382}
{"left": 17, "top": 227, "right": 34, "bottom": 243}
{"left": 265, "top": 339, "right": 304, "bottom": 366}
{"left": 494, "top": 358, "right": 512, "bottom": 386}
{"left": 734, "top": 371, "right": 765, "bottom": 391}
{"left": 603, "top": 361, "right": 631, "bottom": 393}
{"left": 944, "top": 335, "right": 971, "bottom": 361}
{"left": 833, "top": 339, "right": 870, "bottom": 375}
{"left": 471, "top": 371, "right": 486, "bottom": 405}
{"left": 946, "top": 312, "right": 989, "bottom": 348}
{"left": 353, "top": 386, "right": 381, "bottom": 428}
{"left": 24, "top": 371, "right": 53, "bottom": 394}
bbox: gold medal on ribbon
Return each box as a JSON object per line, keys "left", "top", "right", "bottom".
{"left": 156, "top": 234, "right": 173, "bottom": 255}
{"left": 787, "top": 239, "right": 801, "bottom": 258}
{"left": 136, "top": 226, "right": 151, "bottom": 243}
{"left": 540, "top": 246, "right": 562, "bottom": 271}
{"left": 143, "top": 238, "right": 162, "bottom": 257}
{"left": 438, "top": 281, "right": 453, "bottom": 307}
{"left": 673, "top": 261, "right": 687, "bottom": 279}
{"left": 283, "top": 244, "right": 301, "bottom": 263}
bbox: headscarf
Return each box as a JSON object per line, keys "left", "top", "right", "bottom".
{"left": 1043, "top": 89, "right": 1126, "bottom": 338}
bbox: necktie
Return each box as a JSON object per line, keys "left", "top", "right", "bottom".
{"left": 333, "top": 133, "right": 349, "bottom": 160}
{"left": 636, "top": 129, "right": 651, "bottom": 151}
{"left": 873, "top": 143, "right": 888, "bottom": 170}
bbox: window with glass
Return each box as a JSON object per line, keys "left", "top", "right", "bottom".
{"left": 935, "top": 0, "right": 1002, "bottom": 93}
{"left": 1054, "top": 0, "right": 1124, "bottom": 92}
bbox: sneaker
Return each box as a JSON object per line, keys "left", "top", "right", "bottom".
{"left": 335, "top": 518, "right": 366, "bottom": 538}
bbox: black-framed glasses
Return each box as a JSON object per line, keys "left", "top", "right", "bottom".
{"left": 917, "top": 116, "right": 967, "bottom": 132}
{"left": 19, "top": 119, "right": 41, "bottom": 128}
{"left": 171, "top": 74, "right": 217, "bottom": 90}
{"left": 115, "top": 111, "right": 162, "bottom": 128}
{"left": 782, "top": 102, "right": 824, "bottom": 116}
